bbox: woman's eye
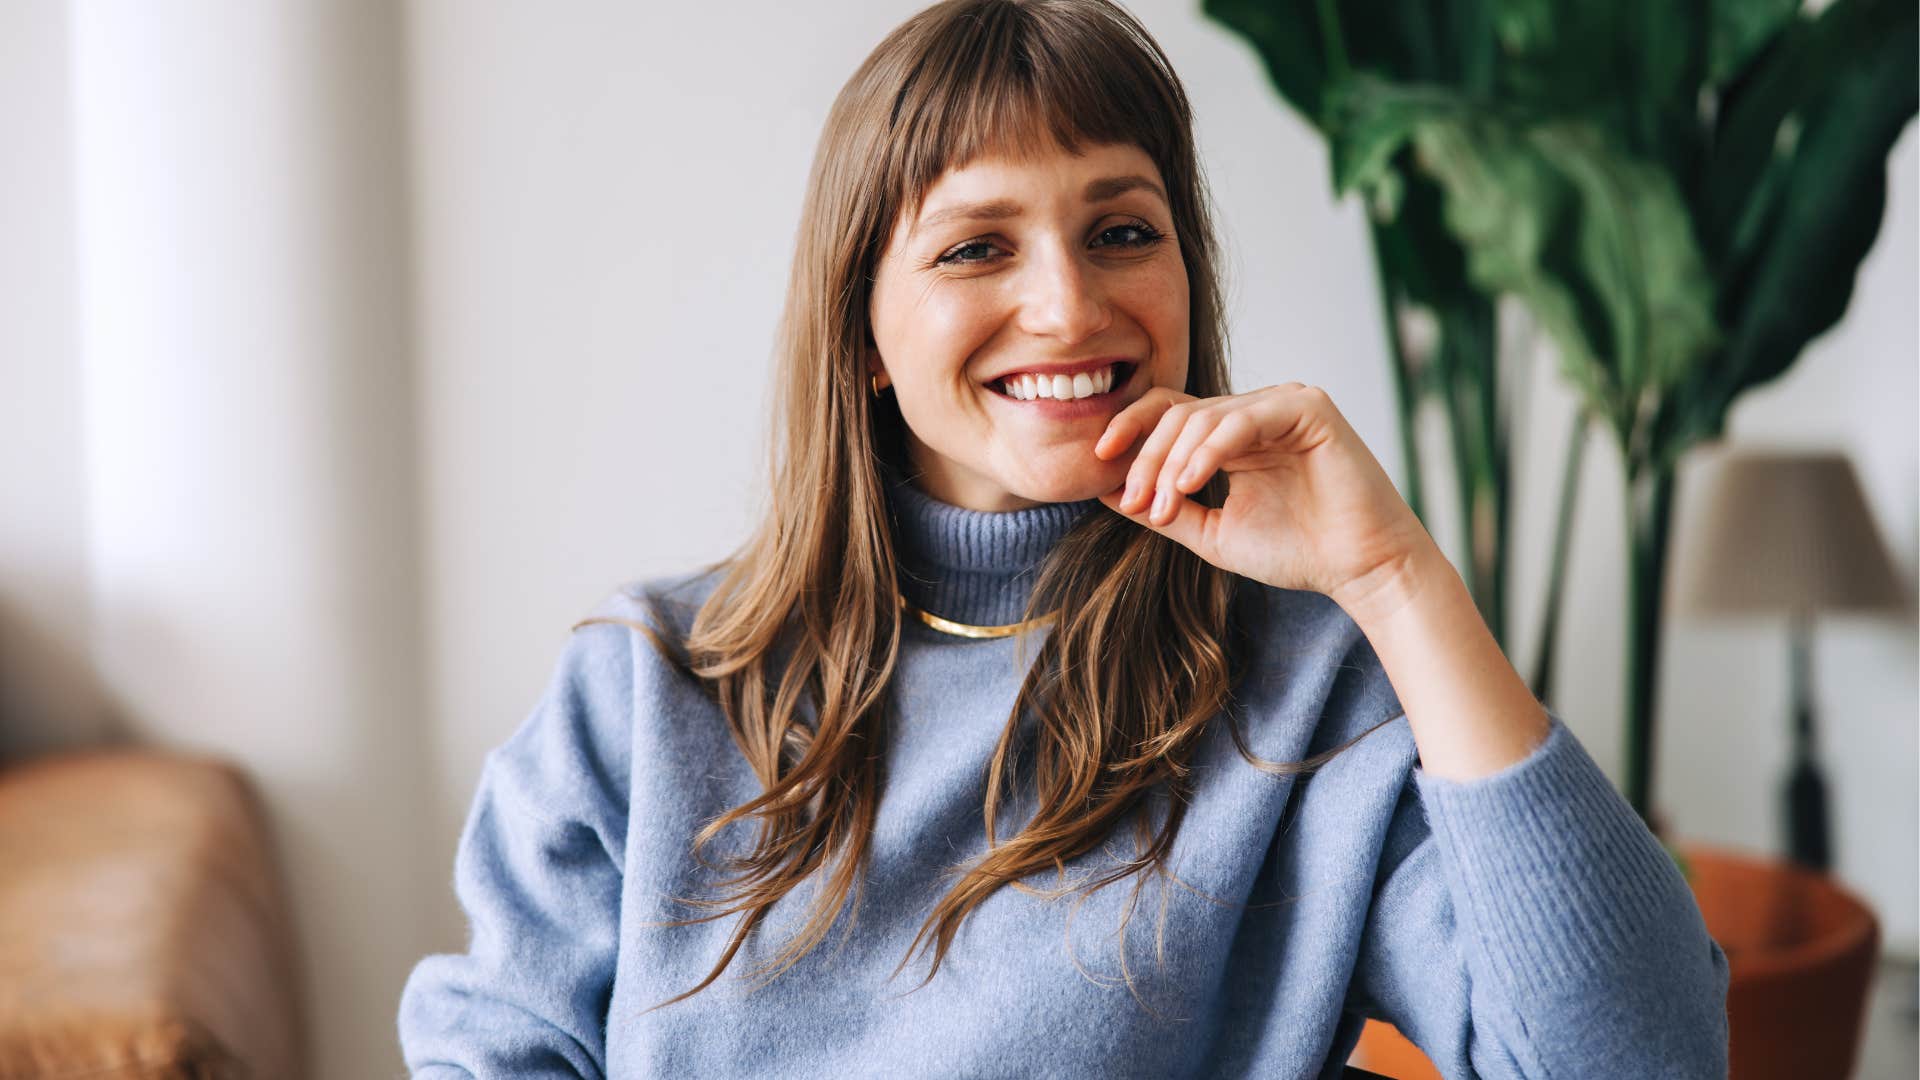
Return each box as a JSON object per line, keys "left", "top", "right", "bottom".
{"left": 1094, "top": 223, "right": 1164, "bottom": 250}
{"left": 933, "top": 222, "right": 1165, "bottom": 266}
{"left": 937, "top": 240, "right": 998, "bottom": 265}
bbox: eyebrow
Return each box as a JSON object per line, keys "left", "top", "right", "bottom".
{"left": 912, "top": 174, "right": 1169, "bottom": 236}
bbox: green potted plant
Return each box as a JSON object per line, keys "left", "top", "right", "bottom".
{"left": 1203, "top": 1, "right": 1915, "bottom": 1075}
{"left": 1203, "top": 0, "right": 1914, "bottom": 823}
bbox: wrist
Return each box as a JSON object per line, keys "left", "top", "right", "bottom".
{"left": 1343, "top": 541, "right": 1551, "bottom": 781}
{"left": 1330, "top": 540, "right": 1460, "bottom": 635}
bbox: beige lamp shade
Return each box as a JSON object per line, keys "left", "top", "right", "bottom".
{"left": 1672, "top": 447, "right": 1907, "bottom": 618}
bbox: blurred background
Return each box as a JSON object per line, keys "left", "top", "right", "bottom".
{"left": 0, "top": 1, "right": 1912, "bottom": 1077}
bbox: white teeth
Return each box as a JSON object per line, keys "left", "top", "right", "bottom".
{"left": 998, "top": 363, "right": 1123, "bottom": 401}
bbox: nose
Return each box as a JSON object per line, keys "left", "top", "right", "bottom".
{"left": 1015, "top": 239, "right": 1111, "bottom": 345}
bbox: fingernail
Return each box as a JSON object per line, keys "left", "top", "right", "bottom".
{"left": 1150, "top": 488, "right": 1169, "bottom": 520}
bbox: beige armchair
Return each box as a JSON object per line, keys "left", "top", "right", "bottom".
{"left": 0, "top": 749, "right": 304, "bottom": 1078}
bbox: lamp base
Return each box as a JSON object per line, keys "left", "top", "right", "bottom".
{"left": 1782, "top": 616, "right": 1832, "bottom": 873}
{"left": 1783, "top": 751, "right": 1831, "bottom": 872}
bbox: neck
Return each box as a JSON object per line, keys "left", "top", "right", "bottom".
{"left": 881, "top": 459, "right": 1100, "bottom": 626}
{"left": 902, "top": 434, "right": 1046, "bottom": 512}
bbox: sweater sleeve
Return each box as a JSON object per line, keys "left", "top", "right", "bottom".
{"left": 398, "top": 620, "right": 637, "bottom": 1080}
{"left": 1342, "top": 711, "right": 1731, "bottom": 1079}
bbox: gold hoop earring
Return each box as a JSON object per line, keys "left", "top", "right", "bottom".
{"left": 870, "top": 374, "right": 884, "bottom": 396}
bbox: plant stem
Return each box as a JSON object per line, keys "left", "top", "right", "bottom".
{"left": 1529, "top": 406, "right": 1588, "bottom": 702}
{"left": 1623, "top": 462, "right": 1678, "bottom": 828}
{"left": 1439, "top": 305, "right": 1505, "bottom": 649}
{"left": 1481, "top": 308, "right": 1509, "bottom": 654}
{"left": 1367, "top": 222, "right": 1425, "bottom": 523}
{"left": 1314, "top": 0, "right": 1351, "bottom": 82}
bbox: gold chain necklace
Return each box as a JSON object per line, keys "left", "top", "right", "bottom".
{"left": 896, "top": 591, "right": 1053, "bottom": 639}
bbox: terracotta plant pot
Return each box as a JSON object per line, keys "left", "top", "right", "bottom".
{"left": 1346, "top": 840, "right": 1880, "bottom": 1079}
{"left": 1682, "top": 842, "right": 1880, "bottom": 1079}
{"left": 1348, "top": 1019, "right": 1442, "bottom": 1080}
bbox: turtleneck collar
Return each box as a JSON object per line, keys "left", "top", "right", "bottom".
{"left": 880, "top": 458, "right": 1103, "bottom": 627}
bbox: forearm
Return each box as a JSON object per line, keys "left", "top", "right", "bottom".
{"left": 1406, "top": 714, "right": 1734, "bottom": 1077}
{"left": 1338, "top": 545, "right": 1729, "bottom": 1074}
{"left": 1337, "top": 542, "right": 1550, "bottom": 782}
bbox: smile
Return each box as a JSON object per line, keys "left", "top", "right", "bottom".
{"left": 991, "top": 361, "right": 1134, "bottom": 402}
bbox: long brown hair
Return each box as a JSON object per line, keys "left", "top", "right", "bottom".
{"left": 578, "top": 0, "right": 1388, "bottom": 1014}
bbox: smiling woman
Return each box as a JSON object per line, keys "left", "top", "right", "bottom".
{"left": 397, "top": 1, "right": 1732, "bottom": 1077}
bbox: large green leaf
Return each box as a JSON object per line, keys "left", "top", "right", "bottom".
{"left": 1530, "top": 125, "right": 1722, "bottom": 406}
{"left": 1709, "top": 0, "right": 1802, "bottom": 85}
{"left": 1367, "top": 152, "right": 1481, "bottom": 312}
{"left": 1406, "top": 118, "right": 1626, "bottom": 423}
{"left": 1334, "top": 0, "right": 1497, "bottom": 90}
{"left": 1698, "top": 0, "right": 1907, "bottom": 270}
{"left": 1327, "top": 78, "right": 1471, "bottom": 194}
{"left": 1484, "top": 0, "right": 1707, "bottom": 173}
{"left": 1200, "top": 0, "right": 1330, "bottom": 125}
{"left": 1693, "top": 0, "right": 1918, "bottom": 448}
{"left": 1200, "top": 0, "right": 1498, "bottom": 129}
{"left": 1329, "top": 80, "right": 1723, "bottom": 444}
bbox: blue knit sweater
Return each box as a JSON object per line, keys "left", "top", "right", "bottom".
{"left": 398, "top": 469, "right": 1730, "bottom": 1078}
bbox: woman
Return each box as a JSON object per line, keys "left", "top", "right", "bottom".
{"left": 399, "top": 1, "right": 1730, "bottom": 1076}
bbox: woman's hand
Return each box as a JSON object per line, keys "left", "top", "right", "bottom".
{"left": 1096, "top": 382, "right": 1552, "bottom": 782}
{"left": 1093, "top": 383, "right": 1441, "bottom": 627}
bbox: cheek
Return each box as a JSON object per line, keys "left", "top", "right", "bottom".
{"left": 891, "top": 294, "right": 1002, "bottom": 389}
{"left": 1116, "top": 265, "right": 1189, "bottom": 345}
{"left": 916, "top": 300, "right": 989, "bottom": 352}
{"left": 1133, "top": 267, "right": 1190, "bottom": 393}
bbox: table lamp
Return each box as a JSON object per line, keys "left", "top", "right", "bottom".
{"left": 1671, "top": 447, "right": 1908, "bottom": 871}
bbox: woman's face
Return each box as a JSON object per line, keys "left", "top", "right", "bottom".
{"left": 867, "top": 140, "right": 1190, "bottom": 511}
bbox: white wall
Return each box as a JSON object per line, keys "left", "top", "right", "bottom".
{"left": 2, "top": 1, "right": 1912, "bottom": 1074}
{"left": 65, "top": 3, "right": 436, "bottom": 1078}
{"left": 0, "top": 2, "right": 111, "bottom": 754}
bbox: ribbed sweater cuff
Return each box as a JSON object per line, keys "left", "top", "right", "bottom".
{"left": 1411, "top": 711, "right": 1686, "bottom": 999}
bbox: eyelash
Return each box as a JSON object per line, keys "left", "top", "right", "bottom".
{"left": 931, "top": 222, "right": 1167, "bottom": 267}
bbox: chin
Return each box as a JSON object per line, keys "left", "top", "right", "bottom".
{"left": 1009, "top": 464, "right": 1123, "bottom": 505}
